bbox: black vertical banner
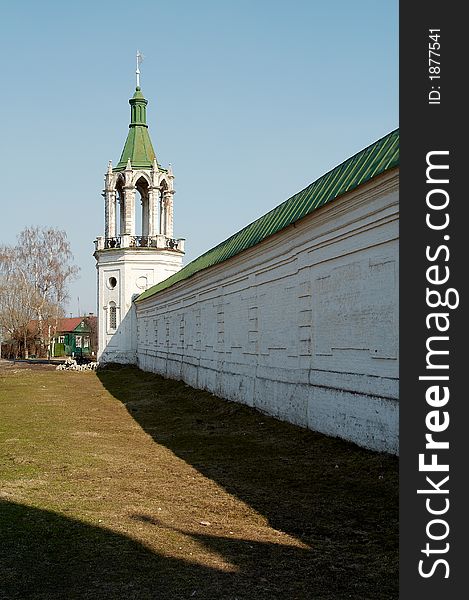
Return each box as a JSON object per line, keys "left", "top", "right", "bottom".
{"left": 400, "top": 3, "right": 467, "bottom": 598}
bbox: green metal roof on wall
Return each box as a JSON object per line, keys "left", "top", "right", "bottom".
{"left": 114, "top": 87, "right": 158, "bottom": 171}
{"left": 137, "top": 128, "right": 399, "bottom": 303}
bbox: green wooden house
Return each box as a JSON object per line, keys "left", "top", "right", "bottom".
{"left": 51, "top": 317, "right": 97, "bottom": 358}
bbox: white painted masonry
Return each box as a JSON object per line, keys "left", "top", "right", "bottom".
{"left": 135, "top": 170, "right": 399, "bottom": 454}
{"left": 95, "top": 247, "right": 184, "bottom": 363}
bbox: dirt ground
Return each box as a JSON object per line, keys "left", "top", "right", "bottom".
{"left": 0, "top": 358, "right": 58, "bottom": 372}
{"left": 0, "top": 362, "right": 398, "bottom": 599}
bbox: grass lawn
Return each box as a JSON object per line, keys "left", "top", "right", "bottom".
{"left": 0, "top": 361, "right": 398, "bottom": 599}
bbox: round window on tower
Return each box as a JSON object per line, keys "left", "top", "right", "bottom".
{"left": 108, "top": 276, "right": 117, "bottom": 290}
{"left": 136, "top": 275, "right": 148, "bottom": 290}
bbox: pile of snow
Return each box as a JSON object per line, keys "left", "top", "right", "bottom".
{"left": 56, "top": 358, "right": 99, "bottom": 371}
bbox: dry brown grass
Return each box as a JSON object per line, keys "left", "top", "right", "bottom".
{"left": 0, "top": 361, "right": 398, "bottom": 599}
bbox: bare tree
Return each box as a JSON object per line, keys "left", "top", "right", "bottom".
{"left": 0, "top": 227, "right": 80, "bottom": 358}
{"left": 0, "top": 246, "right": 36, "bottom": 357}
{"left": 83, "top": 314, "right": 98, "bottom": 357}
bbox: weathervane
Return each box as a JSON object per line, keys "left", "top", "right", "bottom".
{"left": 136, "top": 50, "right": 144, "bottom": 88}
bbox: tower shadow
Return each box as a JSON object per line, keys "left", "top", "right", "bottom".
{"left": 0, "top": 499, "right": 234, "bottom": 599}
{"left": 0, "top": 498, "right": 340, "bottom": 600}
{"left": 96, "top": 365, "right": 399, "bottom": 599}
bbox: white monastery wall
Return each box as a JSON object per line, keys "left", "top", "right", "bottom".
{"left": 135, "top": 171, "right": 399, "bottom": 453}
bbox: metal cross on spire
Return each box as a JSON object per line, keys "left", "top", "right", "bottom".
{"left": 136, "top": 50, "right": 144, "bottom": 88}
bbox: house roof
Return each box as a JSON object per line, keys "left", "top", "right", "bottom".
{"left": 28, "top": 316, "right": 97, "bottom": 335}
{"left": 137, "top": 128, "right": 399, "bottom": 303}
{"left": 114, "top": 87, "right": 158, "bottom": 172}
{"left": 56, "top": 318, "right": 87, "bottom": 332}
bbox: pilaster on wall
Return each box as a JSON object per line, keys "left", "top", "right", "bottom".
{"left": 298, "top": 279, "right": 312, "bottom": 361}
{"left": 179, "top": 313, "right": 185, "bottom": 350}
{"left": 195, "top": 307, "right": 201, "bottom": 351}
{"left": 216, "top": 299, "right": 224, "bottom": 354}
{"left": 247, "top": 303, "right": 258, "bottom": 355}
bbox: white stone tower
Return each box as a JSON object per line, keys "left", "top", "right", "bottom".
{"left": 94, "top": 64, "right": 185, "bottom": 363}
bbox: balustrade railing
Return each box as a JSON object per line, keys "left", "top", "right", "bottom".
{"left": 129, "top": 236, "right": 151, "bottom": 248}
{"left": 165, "top": 238, "right": 179, "bottom": 250}
{"left": 104, "top": 237, "right": 121, "bottom": 249}
{"left": 97, "top": 235, "right": 184, "bottom": 252}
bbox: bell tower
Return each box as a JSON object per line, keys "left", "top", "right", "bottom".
{"left": 94, "top": 55, "right": 185, "bottom": 363}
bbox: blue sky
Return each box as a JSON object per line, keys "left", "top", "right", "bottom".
{"left": 0, "top": 0, "right": 398, "bottom": 315}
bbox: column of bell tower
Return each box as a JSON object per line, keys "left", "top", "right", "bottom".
{"left": 123, "top": 160, "right": 136, "bottom": 236}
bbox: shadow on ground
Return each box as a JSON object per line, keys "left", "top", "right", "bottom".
{"left": 2, "top": 498, "right": 304, "bottom": 600}
{"left": 94, "top": 366, "right": 398, "bottom": 599}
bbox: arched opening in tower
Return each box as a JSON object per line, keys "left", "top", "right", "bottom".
{"left": 115, "top": 177, "right": 125, "bottom": 237}
{"left": 135, "top": 176, "right": 150, "bottom": 239}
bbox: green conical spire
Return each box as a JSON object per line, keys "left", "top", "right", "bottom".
{"left": 114, "top": 87, "right": 157, "bottom": 171}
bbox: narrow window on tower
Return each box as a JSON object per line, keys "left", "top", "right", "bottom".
{"left": 109, "top": 302, "right": 117, "bottom": 330}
